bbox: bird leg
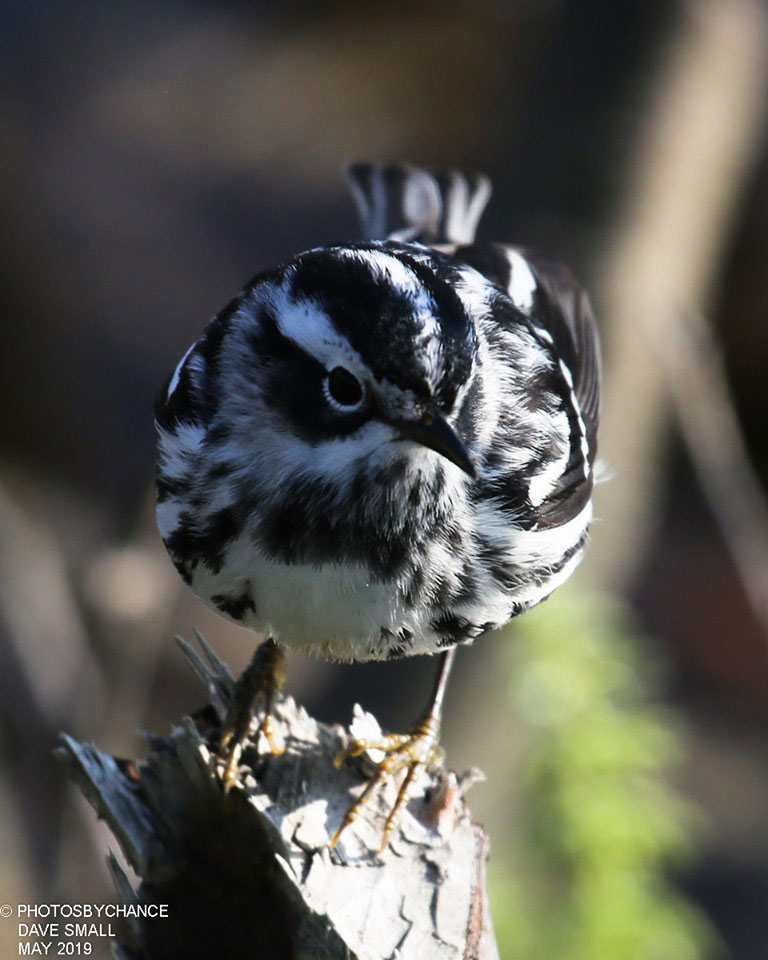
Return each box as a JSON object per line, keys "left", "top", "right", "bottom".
{"left": 219, "top": 637, "right": 286, "bottom": 791}
{"left": 331, "top": 647, "right": 456, "bottom": 852}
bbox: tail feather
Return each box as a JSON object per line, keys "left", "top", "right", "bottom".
{"left": 347, "top": 162, "right": 491, "bottom": 245}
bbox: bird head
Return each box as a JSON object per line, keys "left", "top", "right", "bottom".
{"left": 211, "top": 241, "right": 484, "bottom": 488}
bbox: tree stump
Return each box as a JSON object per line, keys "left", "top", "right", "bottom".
{"left": 56, "top": 634, "right": 498, "bottom": 960}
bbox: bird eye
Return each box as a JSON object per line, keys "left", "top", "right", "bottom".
{"left": 325, "top": 367, "right": 364, "bottom": 410}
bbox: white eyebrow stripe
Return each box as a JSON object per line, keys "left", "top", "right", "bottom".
{"left": 269, "top": 284, "right": 358, "bottom": 367}
{"left": 291, "top": 248, "right": 446, "bottom": 385}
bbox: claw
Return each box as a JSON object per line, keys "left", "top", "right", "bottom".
{"left": 255, "top": 712, "right": 286, "bottom": 758}
{"left": 330, "top": 713, "right": 443, "bottom": 850}
{"left": 220, "top": 736, "right": 243, "bottom": 793}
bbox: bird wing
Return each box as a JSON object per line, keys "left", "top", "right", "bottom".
{"left": 454, "top": 242, "right": 601, "bottom": 530}
{"left": 512, "top": 248, "right": 601, "bottom": 529}
{"left": 521, "top": 250, "right": 601, "bottom": 463}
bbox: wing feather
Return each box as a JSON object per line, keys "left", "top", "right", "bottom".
{"left": 453, "top": 242, "right": 601, "bottom": 530}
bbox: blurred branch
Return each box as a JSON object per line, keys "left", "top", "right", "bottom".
{"left": 659, "top": 311, "right": 768, "bottom": 646}
{"left": 0, "top": 484, "right": 105, "bottom": 729}
{"left": 591, "top": 0, "right": 768, "bottom": 591}
{"left": 82, "top": 489, "right": 185, "bottom": 747}
{"left": 0, "top": 483, "right": 107, "bottom": 885}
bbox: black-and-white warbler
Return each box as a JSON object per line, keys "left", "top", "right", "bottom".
{"left": 155, "top": 163, "right": 600, "bottom": 847}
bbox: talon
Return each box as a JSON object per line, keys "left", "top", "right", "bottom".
{"left": 331, "top": 717, "right": 443, "bottom": 851}
{"left": 255, "top": 713, "right": 285, "bottom": 756}
{"left": 329, "top": 810, "right": 356, "bottom": 848}
{"left": 333, "top": 737, "right": 374, "bottom": 768}
{"left": 379, "top": 763, "right": 418, "bottom": 853}
{"left": 221, "top": 740, "right": 243, "bottom": 794}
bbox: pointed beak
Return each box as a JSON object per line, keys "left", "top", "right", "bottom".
{"left": 397, "top": 411, "right": 476, "bottom": 478}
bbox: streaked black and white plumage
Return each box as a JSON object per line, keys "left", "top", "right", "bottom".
{"left": 155, "top": 163, "right": 600, "bottom": 663}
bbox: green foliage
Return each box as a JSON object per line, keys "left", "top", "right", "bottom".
{"left": 488, "top": 590, "right": 719, "bottom": 960}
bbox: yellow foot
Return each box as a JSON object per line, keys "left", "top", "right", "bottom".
{"left": 220, "top": 711, "right": 285, "bottom": 791}
{"left": 330, "top": 712, "right": 444, "bottom": 852}
{"left": 218, "top": 638, "right": 286, "bottom": 792}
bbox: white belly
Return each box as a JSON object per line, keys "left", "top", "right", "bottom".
{"left": 191, "top": 534, "right": 414, "bottom": 660}
{"left": 188, "top": 502, "right": 592, "bottom": 661}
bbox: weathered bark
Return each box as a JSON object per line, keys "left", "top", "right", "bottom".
{"left": 56, "top": 635, "right": 498, "bottom": 960}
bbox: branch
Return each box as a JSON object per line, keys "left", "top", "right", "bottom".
{"left": 659, "top": 311, "right": 768, "bottom": 644}
{"left": 56, "top": 635, "right": 497, "bottom": 960}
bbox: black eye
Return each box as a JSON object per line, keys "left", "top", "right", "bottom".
{"left": 325, "top": 367, "right": 364, "bottom": 409}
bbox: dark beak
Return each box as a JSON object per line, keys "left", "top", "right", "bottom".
{"left": 397, "top": 411, "right": 476, "bottom": 478}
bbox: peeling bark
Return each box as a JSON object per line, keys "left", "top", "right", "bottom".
{"left": 56, "top": 635, "right": 498, "bottom": 960}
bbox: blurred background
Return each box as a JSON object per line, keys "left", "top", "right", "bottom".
{"left": 2, "top": 0, "right": 768, "bottom": 956}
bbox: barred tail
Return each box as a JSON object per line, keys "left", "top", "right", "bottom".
{"left": 346, "top": 162, "right": 492, "bottom": 245}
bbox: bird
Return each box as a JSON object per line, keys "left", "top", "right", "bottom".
{"left": 154, "top": 162, "right": 600, "bottom": 850}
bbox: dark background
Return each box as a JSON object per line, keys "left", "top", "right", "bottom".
{"left": 2, "top": 1, "right": 768, "bottom": 957}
